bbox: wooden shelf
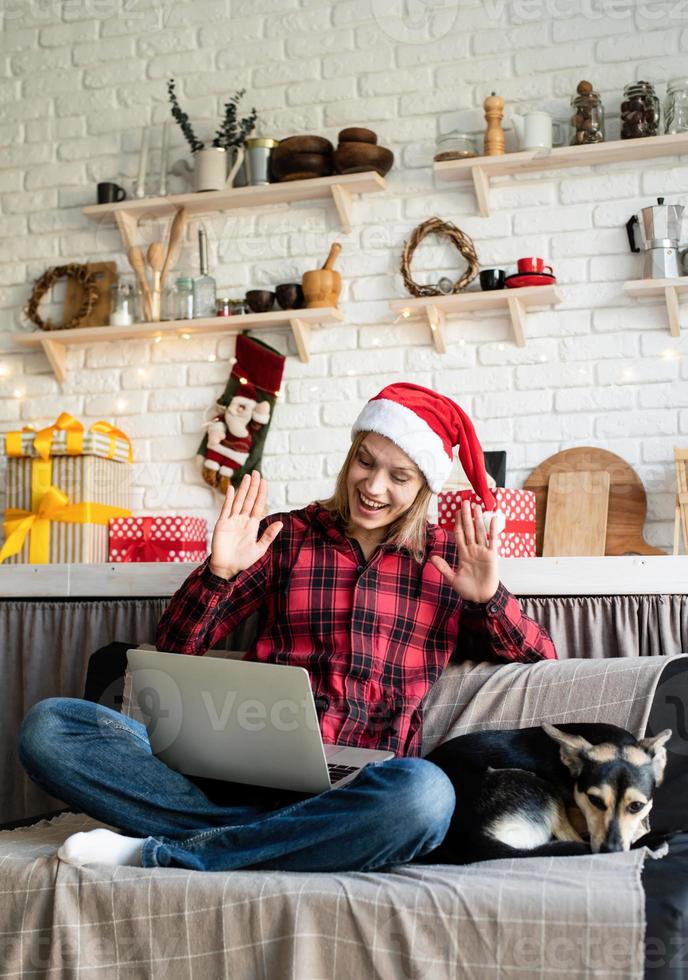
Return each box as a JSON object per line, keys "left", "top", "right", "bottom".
{"left": 434, "top": 133, "right": 688, "bottom": 216}
{"left": 624, "top": 277, "right": 688, "bottom": 337}
{"left": 389, "top": 285, "right": 563, "bottom": 350}
{"left": 13, "top": 308, "right": 345, "bottom": 382}
{"left": 82, "top": 171, "right": 386, "bottom": 236}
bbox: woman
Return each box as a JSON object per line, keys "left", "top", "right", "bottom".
{"left": 18, "top": 383, "right": 556, "bottom": 872}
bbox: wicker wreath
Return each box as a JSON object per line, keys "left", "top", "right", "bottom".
{"left": 400, "top": 217, "right": 479, "bottom": 298}
{"left": 26, "top": 263, "right": 99, "bottom": 331}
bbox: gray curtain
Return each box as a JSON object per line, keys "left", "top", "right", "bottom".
{"left": 3, "top": 594, "right": 688, "bottom": 825}
{"left": 521, "top": 595, "right": 688, "bottom": 660}
{"left": 1, "top": 599, "right": 167, "bottom": 826}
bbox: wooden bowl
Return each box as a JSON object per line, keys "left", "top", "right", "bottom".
{"left": 338, "top": 127, "right": 378, "bottom": 145}
{"left": 271, "top": 150, "right": 334, "bottom": 182}
{"left": 301, "top": 269, "right": 341, "bottom": 309}
{"left": 334, "top": 141, "right": 394, "bottom": 177}
{"left": 275, "top": 282, "right": 304, "bottom": 310}
{"left": 244, "top": 289, "right": 275, "bottom": 313}
{"left": 275, "top": 135, "right": 334, "bottom": 155}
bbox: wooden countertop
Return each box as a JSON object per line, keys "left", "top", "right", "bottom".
{"left": 1, "top": 556, "right": 686, "bottom": 598}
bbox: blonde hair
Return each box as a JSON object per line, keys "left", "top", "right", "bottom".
{"left": 318, "top": 431, "right": 433, "bottom": 563}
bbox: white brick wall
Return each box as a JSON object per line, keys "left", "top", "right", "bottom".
{"left": 0, "top": 0, "right": 685, "bottom": 552}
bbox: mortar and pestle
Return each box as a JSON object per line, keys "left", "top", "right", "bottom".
{"left": 302, "top": 242, "right": 342, "bottom": 308}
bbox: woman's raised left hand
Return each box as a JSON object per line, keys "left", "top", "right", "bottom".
{"left": 430, "top": 499, "right": 501, "bottom": 604}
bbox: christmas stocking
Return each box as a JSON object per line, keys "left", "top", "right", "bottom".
{"left": 198, "top": 334, "right": 285, "bottom": 495}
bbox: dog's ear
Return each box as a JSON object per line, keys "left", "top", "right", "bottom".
{"left": 542, "top": 723, "right": 592, "bottom": 776}
{"left": 639, "top": 729, "right": 672, "bottom": 785}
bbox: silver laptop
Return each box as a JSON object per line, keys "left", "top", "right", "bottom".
{"left": 126, "top": 649, "right": 394, "bottom": 794}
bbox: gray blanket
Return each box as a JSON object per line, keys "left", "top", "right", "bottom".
{"left": 1, "top": 655, "right": 679, "bottom": 978}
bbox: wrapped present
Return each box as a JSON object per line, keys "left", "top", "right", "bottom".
{"left": 109, "top": 515, "right": 208, "bottom": 563}
{"left": 437, "top": 487, "right": 536, "bottom": 558}
{"left": 1, "top": 412, "right": 132, "bottom": 564}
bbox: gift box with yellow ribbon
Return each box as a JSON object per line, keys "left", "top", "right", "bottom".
{"left": 1, "top": 412, "right": 132, "bottom": 564}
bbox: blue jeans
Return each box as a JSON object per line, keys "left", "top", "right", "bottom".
{"left": 17, "top": 698, "right": 455, "bottom": 873}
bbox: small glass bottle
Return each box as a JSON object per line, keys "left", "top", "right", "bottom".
{"left": 570, "top": 80, "right": 605, "bottom": 145}
{"left": 172, "top": 276, "right": 194, "bottom": 321}
{"left": 620, "top": 81, "right": 660, "bottom": 139}
{"left": 665, "top": 78, "right": 688, "bottom": 134}
{"left": 109, "top": 278, "right": 137, "bottom": 326}
{"left": 216, "top": 296, "right": 232, "bottom": 317}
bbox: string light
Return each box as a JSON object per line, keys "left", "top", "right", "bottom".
{"left": 116, "top": 399, "right": 127, "bottom": 412}
{"left": 239, "top": 376, "right": 248, "bottom": 384}
{"left": 208, "top": 354, "right": 216, "bottom": 362}
{"left": 13, "top": 388, "right": 24, "bottom": 399}
{"left": 661, "top": 347, "right": 682, "bottom": 361}
{"left": 154, "top": 335, "right": 162, "bottom": 344}
{"left": 181, "top": 332, "right": 191, "bottom": 340}
{"left": 0, "top": 363, "right": 8, "bottom": 377}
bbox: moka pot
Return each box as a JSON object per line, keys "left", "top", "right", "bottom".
{"left": 626, "top": 197, "right": 684, "bottom": 279}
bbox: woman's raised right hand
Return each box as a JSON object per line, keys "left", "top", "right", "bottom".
{"left": 209, "top": 470, "right": 283, "bottom": 580}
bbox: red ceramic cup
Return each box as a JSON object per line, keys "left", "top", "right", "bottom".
{"left": 517, "top": 257, "right": 553, "bottom": 275}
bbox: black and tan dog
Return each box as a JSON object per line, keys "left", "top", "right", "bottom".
{"left": 422, "top": 722, "right": 672, "bottom": 865}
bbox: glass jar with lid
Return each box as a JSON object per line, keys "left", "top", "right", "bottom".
{"left": 570, "top": 81, "right": 605, "bottom": 145}
{"left": 109, "top": 277, "right": 139, "bottom": 326}
{"left": 434, "top": 132, "right": 477, "bottom": 162}
{"left": 665, "top": 78, "right": 688, "bottom": 134}
{"left": 171, "top": 276, "right": 194, "bottom": 321}
{"left": 620, "top": 81, "right": 660, "bottom": 139}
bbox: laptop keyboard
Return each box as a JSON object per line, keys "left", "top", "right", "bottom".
{"left": 327, "top": 763, "right": 359, "bottom": 784}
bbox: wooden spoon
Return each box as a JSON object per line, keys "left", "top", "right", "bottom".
{"left": 147, "top": 241, "right": 165, "bottom": 321}
{"left": 322, "top": 242, "right": 342, "bottom": 270}
{"left": 127, "top": 246, "right": 152, "bottom": 321}
{"left": 160, "top": 207, "right": 188, "bottom": 291}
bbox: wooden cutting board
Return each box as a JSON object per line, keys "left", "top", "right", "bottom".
{"left": 524, "top": 447, "right": 664, "bottom": 556}
{"left": 63, "top": 261, "right": 117, "bottom": 328}
{"left": 542, "top": 470, "right": 610, "bottom": 556}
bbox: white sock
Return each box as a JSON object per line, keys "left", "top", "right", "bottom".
{"left": 57, "top": 828, "right": 144, "bottom": 867}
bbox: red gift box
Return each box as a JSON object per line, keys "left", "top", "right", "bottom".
{"left": 109, "top": 516, "right": 208, "bottom": 563}
{"left": 437, "top": 488, "right": 536, "bottom": 558}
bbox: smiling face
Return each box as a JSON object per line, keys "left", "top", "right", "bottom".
{"left": 345, "top": 432, "right": 425, "bottom": 546}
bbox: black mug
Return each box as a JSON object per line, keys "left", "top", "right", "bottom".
{"left": 97, "top": 182, "right": 126, "bottom": 204}
{"left": 479, "top": 268, "right": 506, "bottom": 291}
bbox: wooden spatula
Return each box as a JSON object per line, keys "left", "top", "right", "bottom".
{"left": 127, "top": 246, "right": 152, "bottom": 321}
{"left": 147, "top": 241, "right": 165, "bottom": 321}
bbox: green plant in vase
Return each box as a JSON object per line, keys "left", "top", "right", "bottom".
{"left": 167, "top": 78, "right": 257, "bottom": 192}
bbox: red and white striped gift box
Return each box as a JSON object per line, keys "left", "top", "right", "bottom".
{"left": 437, "top": 488, "right": 536, "bottom": 558}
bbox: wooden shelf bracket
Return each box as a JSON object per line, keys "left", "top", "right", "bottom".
{"left": 665, "top": 285, "right": 682, "bottom": 337}
{"left": 472, "top": 166, "right": 490, "bottom": 218}
{"left": 40, "top": 337, "right": 67, "bottom": 384}
{"left": 425, "top": 304, "right": 446, "bottom": 353}
{"left": 288, "top": 317, "right": 311, "bottom": 363}
{"left": 507, "top": 295, "right": 527, "bottom": 347}
{"left": 330, "top": 183, "right": 353, "bottom": 234}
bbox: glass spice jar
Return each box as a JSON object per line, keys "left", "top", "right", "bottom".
{"left": 433, "top": 132, "right": 477, "bottom": 162}
{"left": 570, "top": 80, "right": 605, "bottom": 145}
{"left": 620, "top": 81, "right": 660, "bottom": 139}
{"left": 216, "top": 296, "right": 232, "bottom": 317}
{"left": 172, "top": 276, "right": 194, "bottom": 321}
{"left": 665, "top": 78, "right": 688, "bottom": 134}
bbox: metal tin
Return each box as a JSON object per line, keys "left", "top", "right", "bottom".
{"left": 245, "top": 137, "right": 279, "bottom": 185}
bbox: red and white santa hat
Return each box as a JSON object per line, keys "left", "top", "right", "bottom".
{"left": 351, "top": 382, "right": 497, "bottom": 510}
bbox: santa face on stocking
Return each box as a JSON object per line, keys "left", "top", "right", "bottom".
{"left": 203, "top": 391, "right": 271, "bottom": 490}
{"left": 197, "top": 334, "right": 285, "bottom": 496}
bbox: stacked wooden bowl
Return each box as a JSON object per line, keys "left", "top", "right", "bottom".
{"left": 271, "top": 136, "right": 334, "bottom": 182}
{"left": 334, "top": 128, "right": 394, "bottom": 177}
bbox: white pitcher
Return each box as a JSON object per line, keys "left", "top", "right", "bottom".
{"left": 510, "top": 112, "right": 564, "bottom": 151}
{"left": 173, "top": 146, "right": 246, "bottom": 193}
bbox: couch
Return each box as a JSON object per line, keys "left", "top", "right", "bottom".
{"left": 2, "top": 635, "right": 688, "bottom": 979}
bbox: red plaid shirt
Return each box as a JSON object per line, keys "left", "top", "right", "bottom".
{"left": 156, "top": 503, "right": 556, "bottom": 757}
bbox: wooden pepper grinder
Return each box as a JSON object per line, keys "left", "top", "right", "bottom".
{"left": 483, "top": 91, "right": 506, "bottom": 156}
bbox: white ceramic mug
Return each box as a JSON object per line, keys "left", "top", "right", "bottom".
{"left": 512, "top": 111, "right": 565, "bottom": 151}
